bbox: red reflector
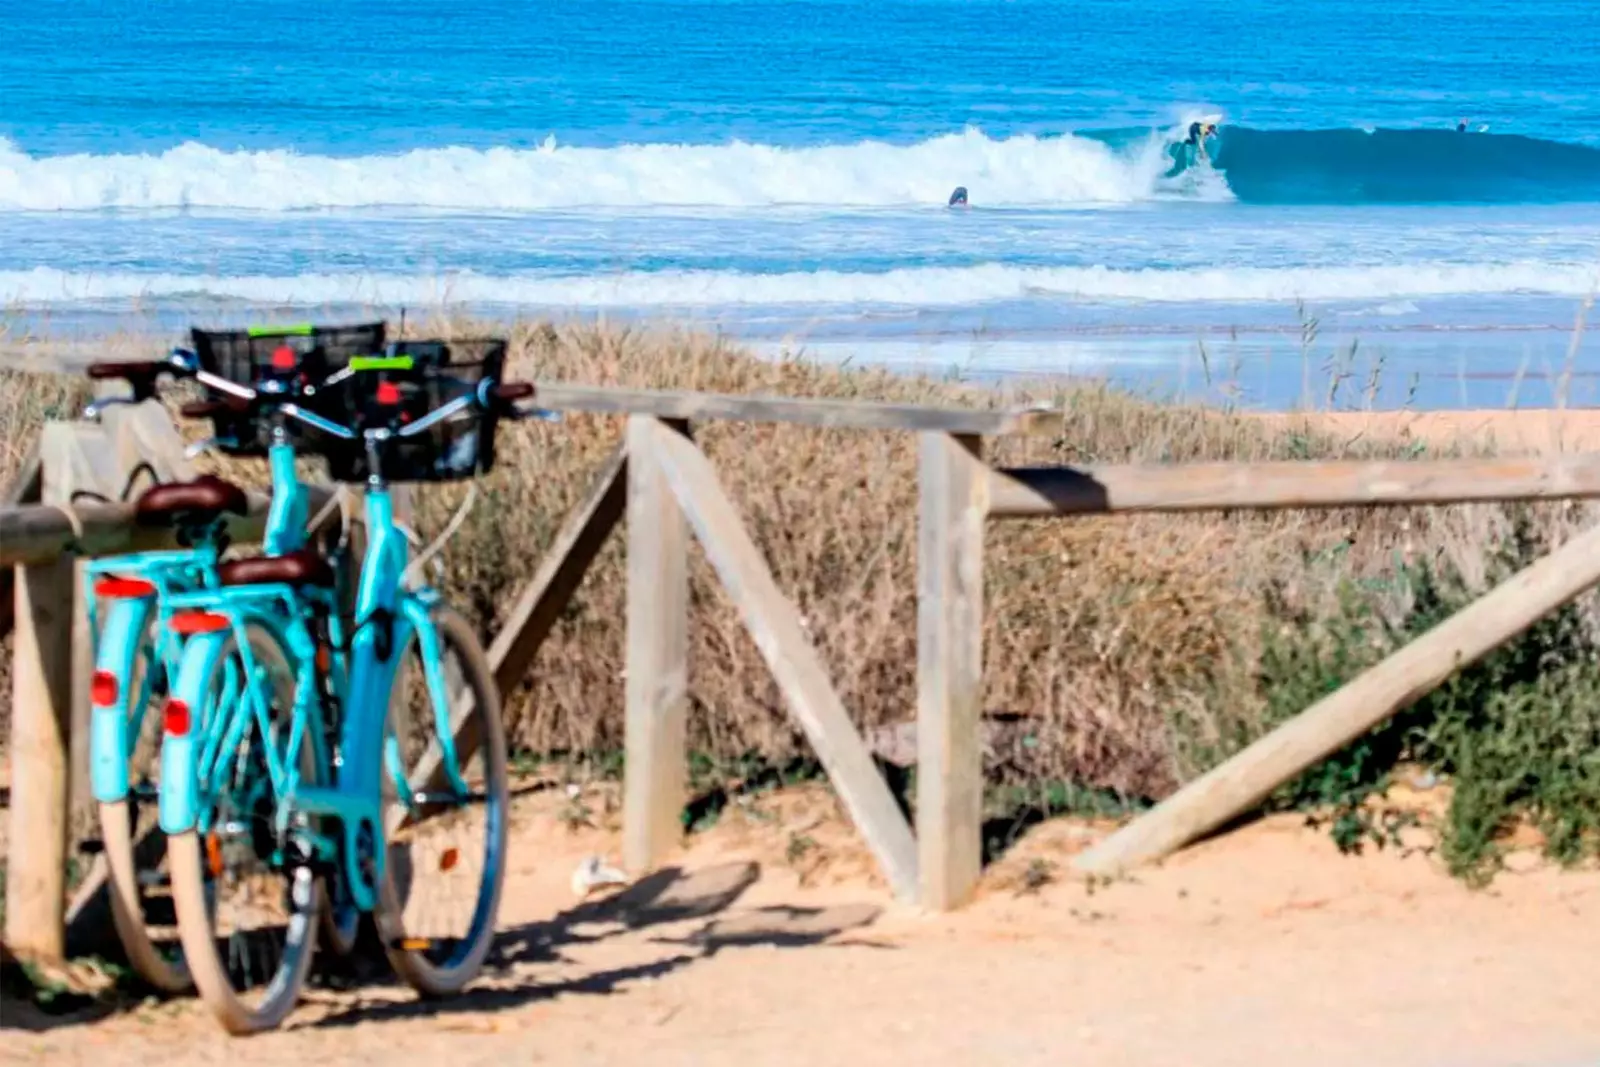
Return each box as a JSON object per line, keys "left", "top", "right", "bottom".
{"left": 163, "top": 699, "right": 191, "bottom": 737}
{"left": 171, "top": 611, "right": 230, "bottom": 635}
{"left": 95, "top": 577, "right": 156, "bottom": 599}
{"left": 90, "top": 670, "right": 119, "bottom": 707}
{"left": 376, "top": 381, "right": 402, "bottom": 406}
{"left": 271, "top": 344, "right": 297, "bottom": 370}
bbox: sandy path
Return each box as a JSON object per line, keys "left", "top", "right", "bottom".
{"left": 5, "top": 786, "right": 1598, "bottom": 1066}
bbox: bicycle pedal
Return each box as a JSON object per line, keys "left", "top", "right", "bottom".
{"left": 392, "top": 937, "right": 436, "bottom": 952}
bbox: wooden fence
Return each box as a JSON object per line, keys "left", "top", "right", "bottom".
{"left": 8, "top": 379, "right": 1600, "bottom": 963}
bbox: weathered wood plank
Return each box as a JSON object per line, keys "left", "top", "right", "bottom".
{"left": 988, "top": 453, "right": 1600, "bottom": 517}
{"left": 103, "top": 398, "right": 197, "bottom": 490}
{"left": 916, "top": 433, "right": 988, "bottom": 911}
{"left": 1073, "top": 517, "right": 1600, "bottom": 878}
{"left": 0, "top": 445, "right": 42, "bottom": 637}
{"left": 623, "top": 420, "right": 690, "bottom": 873}
{"left": 0, "top": 485, "right": 334, "bottom": 566}
{"left": 532, "top": 382, "right": 1060, "bottom": 437}
{"left": 645, "top": 419, "right": 920, "bottom": 901}
{"left": 487, "top": 442, "right": 627, "bottom": 694}
{"left": 5, "top": 441, "right": 78, "bottom": 962}
{"left": 37, "top": 423, "right": 124, "bottom": 830}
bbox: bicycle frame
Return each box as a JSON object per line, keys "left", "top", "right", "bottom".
{"left": 160, "top": 477, "right": 463, "bottom": 913}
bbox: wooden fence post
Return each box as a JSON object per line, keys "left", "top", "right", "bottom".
{"left": 4, "top": 426, "right": 85, "bottom": 959}
{"left": 916, "top": 433, "right": 988, "bottom": 910}
{"left": 646, "top": 421, "right": 920, "bottom": 901}
{"left": 623, "top": 417, "right": 691, "bottom": 873}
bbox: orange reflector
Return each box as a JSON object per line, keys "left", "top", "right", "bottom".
{"left": 316, "top": 644, "right": 331, "bottom": 672}
{"left": 376, "top": 381, "right": 402, "bottom": 406}
{"left": 271, "top": 345, "right": 297, "bottom": 371}
{"left": 90, "top": 669, "right": 119, "bottom": 708}
{"left": 398, "top": 938, "right": 431, "bottom": 951}
{"left": 438, "top": 847, "right": 459, "bottom": 873}
{"left": 163, "top": 698, "right": 191, "bottom": 737}
{"left": 95, "top": 576, "right": 156, "bottom": 599}
{"left": 205, "top": 832, "right": 224, "bottom": 878}
{"left": 171, "top": 611, "right": 229, "bottom": 635}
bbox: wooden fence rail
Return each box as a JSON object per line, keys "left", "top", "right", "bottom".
{"left": 8, "top": 378, "right": 1600, "bottom": 965}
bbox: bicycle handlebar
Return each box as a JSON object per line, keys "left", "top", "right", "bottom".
{"left": 85, "top": 343, "right": 538, "bottom": 442}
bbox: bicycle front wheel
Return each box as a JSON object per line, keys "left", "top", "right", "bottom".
{"left": 167, "top": 620, "right": 322, "bottom": 1035}
{"left": 377, "top": 605, "right": 509, "bottom": 998}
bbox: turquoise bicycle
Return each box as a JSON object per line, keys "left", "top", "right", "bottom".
{"left": 81, "top": 323, "right": 385, "bottom": 993}
{"left": 156, "top": 338, "right": 525, "bottom": 1033}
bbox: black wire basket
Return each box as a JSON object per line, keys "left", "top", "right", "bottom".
{"left": 188, "top": 322, "right": 387, "bottom": 455}
{"left": 321, "top": 338, "right": 511, "bottom": 484}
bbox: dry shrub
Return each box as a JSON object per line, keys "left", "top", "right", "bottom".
{"left": 0, "top": 321, "right": 1589, "bottom": 805}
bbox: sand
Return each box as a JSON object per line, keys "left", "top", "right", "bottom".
{"left": 6, "top": 403, "right": 1600, "bottom": 1062}
{"left": 3, "top": 782, "right": 1597, "bottom": 1066}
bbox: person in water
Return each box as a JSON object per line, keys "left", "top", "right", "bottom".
{"left": 948, "top": 185, "right": 969, "bottom": 207}
{"left": 1185, "top": 121, "right": 1218, "bottom": 158}
{"left": 1457, "top": 117, "right": 1469, "bottom": 132}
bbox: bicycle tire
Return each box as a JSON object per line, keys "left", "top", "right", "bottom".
{"left": 168, "top": 620, "right": 321, "bottom": 1035}
{"left": 378, "top": 606, "right": 509, "bottom": 998}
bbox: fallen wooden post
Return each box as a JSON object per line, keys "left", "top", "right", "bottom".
{"left": 1073, "top": 518, "right": 1600, "bottom": 878}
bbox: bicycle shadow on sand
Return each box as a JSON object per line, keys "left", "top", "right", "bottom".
{"left": 302, "top": 860, "right": 887, "bottom": 1030}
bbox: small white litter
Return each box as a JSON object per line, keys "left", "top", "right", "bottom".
{"left": 571, "top": 854, "right": 631, "bottom": 899}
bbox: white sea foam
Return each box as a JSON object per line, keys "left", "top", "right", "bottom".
{"left": 0, "top": 128, "right": 1191, "bottom": 212}
{"left": 1, "top": 261, "right": 1593, "bottom": 308}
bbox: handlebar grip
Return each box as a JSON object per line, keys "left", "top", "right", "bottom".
{"left": 179, "top": 399, "right": 247, "bottom": 419}
{"left": 86, "top": 360, "right": 167, "bottom": 381}
{"left": 494, "top": 382, "right": 535, "bottom": 402}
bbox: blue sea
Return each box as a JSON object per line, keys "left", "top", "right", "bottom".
{"left": 4, "top": 0, "right": 1600, "bottom": 408}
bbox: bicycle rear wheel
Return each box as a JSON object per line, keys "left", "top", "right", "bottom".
{"left": 167, "top": 620, "right": 322, "bottom": 1035}
{"left": 377, "top": 606, "right": 509, "bottom": 997}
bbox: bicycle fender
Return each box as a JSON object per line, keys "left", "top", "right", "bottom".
{"left": 158, "top": 629, "right": 232, "bottom": 835}
{"left": 90, "top": 596, "right": 156, "bottom": 803}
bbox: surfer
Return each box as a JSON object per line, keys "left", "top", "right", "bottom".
{"left": 948, "top": 185, "right": 969, "bottom": 208}
{"left": 1457, "top": 117, "right": 1469, "bottom": 132}
{"left": 1185, "top": 121, "right": 1218, "bottom": 160}
{"left": 1166, "top": 120, "right": 1219, "bottom": 176}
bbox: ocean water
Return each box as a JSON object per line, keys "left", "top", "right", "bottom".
{"left": 4, "top": 0, "right": 1600, "bottom": 408}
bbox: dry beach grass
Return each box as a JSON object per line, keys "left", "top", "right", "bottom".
{"left": 5, "top": 318, "right": 1600, "bottom": 879}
